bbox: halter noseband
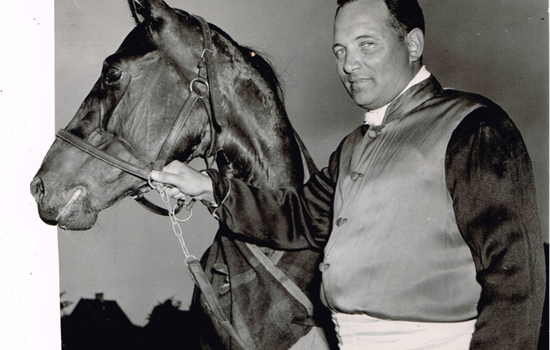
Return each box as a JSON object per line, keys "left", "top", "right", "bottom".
{"left": 56, "top": 15, "right": 222, "bottom": 215}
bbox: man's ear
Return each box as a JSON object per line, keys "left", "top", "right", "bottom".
{"left": 406, "top": 28, "right": 424, "bottom": 63}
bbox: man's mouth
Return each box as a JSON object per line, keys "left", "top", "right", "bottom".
{"left": 349, "top": 78, "right": 371, "bottom": 91}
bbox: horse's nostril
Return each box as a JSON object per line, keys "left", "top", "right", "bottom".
{"left": 30, "top": 176, "right": 45, "bottom": 201}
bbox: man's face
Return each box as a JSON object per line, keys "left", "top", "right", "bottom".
{"left": 333, "top": 0, "right": 417, "bottom": 110}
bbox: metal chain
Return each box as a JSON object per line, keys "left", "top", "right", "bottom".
{"left": 148, "top": 177, "right": 196, "bottom": 264}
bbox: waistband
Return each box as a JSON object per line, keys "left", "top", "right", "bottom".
{"left": 331, "top": 312, "right": 476, "bottom": 350}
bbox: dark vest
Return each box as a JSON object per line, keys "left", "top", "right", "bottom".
{"left": 320, "top": 77, "right": 486, "bottom": 322}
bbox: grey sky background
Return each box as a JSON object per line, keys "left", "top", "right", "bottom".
{"left": 53, "top": 0, "right": 548, "bottom": 326}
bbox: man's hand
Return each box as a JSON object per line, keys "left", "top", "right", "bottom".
{"left": 150, "top": 160, "right": 216, "bottom": 205}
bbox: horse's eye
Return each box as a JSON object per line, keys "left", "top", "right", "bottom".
{"left": 103, "top": 67, "right": 122, "bottom": 84}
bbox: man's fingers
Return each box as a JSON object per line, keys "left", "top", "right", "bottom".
{"left": 163, "top": 160, "right": 187, "bottom": 173}
{"left": 161, "top": 172, "right": 184, "bottom": 187}
{"left": 150, "top": 170, "right": 162, "bottom": 182}
{"left": 150, "top": 170, "right": 183, "bottom": 187}
{"left": 149, "top": 162, "right": 211, "bottom": 199}
{"left": 165, "top": 186, "right": 185, "bottom": 199}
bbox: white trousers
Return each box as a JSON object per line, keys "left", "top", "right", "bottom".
{"left": 332, "top": 313, "right": 477, "bottom": 350}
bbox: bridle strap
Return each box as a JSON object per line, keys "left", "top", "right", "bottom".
{"left": 152, "top": 15, "right": 222, "bottom": 171}
{"left": 152, "top": 89, "right": 203, "bottom": 171}
{"left": 57, "top": 129, "right": 152, "bottom": 180}
{"left": 195, "top": 15, "right": 224, "bottom": 164}
{"left": 195, "top": 16, "right": 226, "bottom": 129}
{"left": 292, "top": 128, "right": 318, "bottom": 178}
{"left": 56, "top": 76, "right": 206, "bottom": 184}
{"left": 131, "top": 187, "right": 179, "bottom": 216}
{"left": 57, "top": 129, "right": 185, "bottom": 216}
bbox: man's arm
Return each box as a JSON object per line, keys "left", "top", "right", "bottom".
{"left": 203, "top": 148, "right": 340, "bottom": 250}
{"left": 446, "top": 106, "right": 546, "bottom": 350}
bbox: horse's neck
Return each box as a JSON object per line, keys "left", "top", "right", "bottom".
{"left": 215, "top": 115, "right": 303, "bottom": 189}
{"left": 213, "top": 97, "right": 303, "bottom": 189}
{"left": 202, "top": 31, "right": 304, "bottom": 189}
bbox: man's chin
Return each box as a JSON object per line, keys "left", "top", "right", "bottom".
{"left": 351, "top": 94, "right": 376, "bottom": 110}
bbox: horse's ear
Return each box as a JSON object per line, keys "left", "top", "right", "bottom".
{"left": 128, "top": 0, "right": 148, "bottom": 24}
{"left": 127, "top": 0, "right": 177, "bottom": 26}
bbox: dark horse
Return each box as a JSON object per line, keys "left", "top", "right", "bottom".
{"left": 31, "top": 0, "right": 334, "bottom": 349}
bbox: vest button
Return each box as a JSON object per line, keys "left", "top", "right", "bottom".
{"left": 368, "top": 129, "right": 381, "bottom": 139}
{"left": 351, "top": 172, "right": 363, "bottom": 181}
{"left": 336, "top": 217, "right": 347, "bottom": 227}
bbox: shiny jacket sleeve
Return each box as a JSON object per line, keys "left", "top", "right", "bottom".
{"left": 203, "top": 144, "right": 340, "bottom": 250}
{"left": 445, "top": 105, "right": 546, "bottom": 350}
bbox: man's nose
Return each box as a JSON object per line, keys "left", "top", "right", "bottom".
{"left": 343, "top": 52, "right": 361, "bottom": 74}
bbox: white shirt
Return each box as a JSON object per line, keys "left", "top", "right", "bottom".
{"left": 364, "top": 65, "right": 431, "bottom": 126}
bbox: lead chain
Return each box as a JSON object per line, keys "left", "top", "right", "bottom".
{"left": 149, "top": 179, "right": 196, "bottom": 264}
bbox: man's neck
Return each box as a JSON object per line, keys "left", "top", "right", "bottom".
{"left": 364, "top": 66, "right": 431, "bottom": 126}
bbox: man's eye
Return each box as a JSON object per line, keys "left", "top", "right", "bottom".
{"left": 360, "top": 41, "right": 375, "bottom": 48}
{"left": 334, "top": 48, "right": 345, "bottom": 58}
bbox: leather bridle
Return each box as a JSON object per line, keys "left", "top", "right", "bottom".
{"left": 56, "top": 15, "right": 223, "bottom": 216}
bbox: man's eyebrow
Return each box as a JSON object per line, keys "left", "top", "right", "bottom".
{"left": 355, "top": 34, "right": 378, "bottom": 41}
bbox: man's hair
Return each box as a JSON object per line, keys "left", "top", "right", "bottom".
{"left": 336, "top": 0, "right": 425, "bottom": 40}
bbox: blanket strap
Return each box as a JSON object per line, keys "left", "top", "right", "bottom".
{"left": 187, "top": 257, "right": 256, "bottom": 350}
{"left": 246, "top": 243, "right": 314, "bottom": 317}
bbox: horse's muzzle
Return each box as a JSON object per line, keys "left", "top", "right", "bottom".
{"left": 31, "top": 176, "right": 94, "bottom": 229}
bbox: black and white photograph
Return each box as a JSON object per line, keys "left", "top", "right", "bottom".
{"left": 2, "top": 0, "right": 548, "bottom": 349}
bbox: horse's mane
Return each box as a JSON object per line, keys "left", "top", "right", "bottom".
{"left": 206, "top": 21, "right": 287, "bottom": 115}
{"left": 236, "top": 45, "right": 287, "bottom": 115}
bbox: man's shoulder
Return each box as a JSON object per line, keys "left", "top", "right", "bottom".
{"left": 439, "top": 88, "right": 523, "bottom": 148}
{"left": 435, "top": 86, "right": 499, "bottom": 110}
{"left": 420, "top": 78, "right": 517, "bottom": 139}
{"left": 421, "top": 75, "right": 498, "bottom": 110}
{"left": 437, "top": 88, "right": 515, "bottom": 133}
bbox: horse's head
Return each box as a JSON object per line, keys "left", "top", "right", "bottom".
{"left": 32, "top": 0, "right": 304, "bottom": 231}
{"left": 31, "top": 0, "right": 215, "bottom": 230}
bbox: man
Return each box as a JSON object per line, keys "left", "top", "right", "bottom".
{"left": 151, "top": 0, "right": 546, "bottom": 348}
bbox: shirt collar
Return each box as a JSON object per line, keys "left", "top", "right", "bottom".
{"left": 364, "top": 66, "right": 431, "bottom": 126}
